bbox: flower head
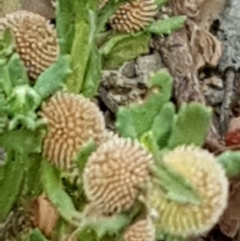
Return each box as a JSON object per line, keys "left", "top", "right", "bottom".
{"left": 124, "top": 219, "right": 155, "bottom": 241}
{"left": 110, "top": 0, "right": 157, "bottom": 33}
{"left": 83, "top": 138, "right": 152, "bottom": 214}
{"left": 149, "top": 145, "right": 228, "bottom": 237}
{"left": 40, "top": 92, "right": 105, "bottom": 169}
{"left": 0, "top": 10, "right": 58, "bottom": 79}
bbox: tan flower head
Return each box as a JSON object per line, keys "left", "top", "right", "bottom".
{"left": 83, "top": 138, "right": 152, "bottom": 214}
{"left": 124, "top": 219, "right": 155, "bottom": 241}
{"left": 0, "top": 10, "right": 58, "bottom": 79}
{"left": 149, "top": 145, "right": 229, "bottom": 237}
{"left": 110, "top": 0, "right": 158, "bottom": 33}
{"left": 40, "top": 92, "right": 105, "bottom": 169}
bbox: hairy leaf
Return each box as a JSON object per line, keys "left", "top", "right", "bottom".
{"left": 0, "top": 152, "right": 25, "bottom": 221}
{"left": 151, "top": 102, "right": 175, "bottom": 148}
{"left": 75, "top": 140, "right": 97, "bottom": 174}
{"left": 147, "top": 16, "right": 186, "bottom": 36}
{"left": 168, "top": 103, "right": 212, "bottom": 148}
{"left": 102, "top": 32, "right": 150, "bottom": 69}
{"left": 56, "top": 0, "right": 75, "bottom": 54}
{"left": 151, "top": 161, "right": 200, "bottom": 205}
{"left": 66, "top": 20, "right": 91, "bottom": 93}
{"left": 217, "top": 151, "right": 240, "bottom": 178}
{"left": 116, "top": 69, "right": 173, "bottom": 138}
{"left": 82, "top": 44, "right": 102, "bottom": 98}
{"left": 0, "top": 128, "right": 45, "bottom": 154}
{"left": 7, "top": 53, "right": 29, "bottom": 86}
{"left": 34, "top": 55, "right": 71, "bottom": 100}
{"left": 30, "top": 229, "right": 49, "bottom": 241}
{"left": 41, "top": 160, "right": 80, "bottom": 225}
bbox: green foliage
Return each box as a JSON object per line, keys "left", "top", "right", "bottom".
{"left": 147, "top": 16, "right": 186, "bottom": 36}
{"left": 116, "top": 69, "right": 173, "bottom": 138}
{"left": 167, "top": 103, "right": 212, "bottom": 148}
{"left": 75, "top": 140, "right": 97, "bottom": 174}
{"left": 41, "top": 160, "right": 81, "bottom": 225}
{"left": 217, "top": 151, "right": 240, "bottom": 178}
{"left": 30, "top": 229, "right": 50, "bottom": 241}
{"left": 100, "top": 32, "right": 150, "bottom": 69}
{"left": 151, "top": 162, "right": 200, "bottom": 205}
{"left": 0, "top": 152, "right": 25, "bottom": 221}
{"left": 34, "top": 55, "right": 71, "bottom": 100}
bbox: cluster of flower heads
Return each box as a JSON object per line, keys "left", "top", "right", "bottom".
{"left": 40, "top": 90, "right": 229, "bottom": 239}
{"left": 0, "top": 10, "right": 58, "bottom": 79}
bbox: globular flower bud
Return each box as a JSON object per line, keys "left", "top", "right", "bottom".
{"left": 83, "top": 138, "right": 152, "bottom": 214}
{"left": 124, "top": 219, "right": 155, "bottom": 241}
{"left": 149, "top": 145, "right": 229, "bottom": 237}
{"left": 110, "top": 0, "right": 158, "bottom": 33}
{"left": 0, "top": 10, "right": 58, "bottom": 79}
{"left": 39, "top": 92, "right": 105, "bottom": 169}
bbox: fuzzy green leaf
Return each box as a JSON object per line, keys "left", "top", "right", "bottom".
{"left": 34, "top": 55, "right": 71, "bottom": 100}
{"left": 75, "top": 140, "right": 97, "bottom": 174}
{"left": 151, "top": 161, "right": 200, "bottom": 205}
{"left": 83, "top": 214, "right": 131, "bottom": 239}
{"left": 217, "top": 151, "right": 240, "bottom": 178}
{"left": 151, "top": 102, "right": 175, "bottom": 148}
{"left": 0, "top": 128, "right": 45, "bottom": 154}
{"left": 168, "top": 103, "right": 212, "bottom": 148}
{"left": 147, "top": 16, "right": 186, "bottom": 36}
{"left": 81, "top": 42, "right": 102, "bottom": 97}
{"left": 66, "top": 20, "right": 92, "bottom": 93}
{"left": 116, "top": 69, "right": 173, "bottom": 138}
{"left": 30, "top": 229, "right": 49, "bottom": 241}
{"left": 41, "top": 160, "right": 80, "bottom": 225}
{"left": 56, "top": 0, "right": 75, "bottom": 54}
{"left": 0, "top": 152, "right": 25, "bottom": 221}
{"left": 101, "top": 32, "right": 150, "bottom": 69}
{"left": 7, "top": 53, "right": 29, "bottom": 86}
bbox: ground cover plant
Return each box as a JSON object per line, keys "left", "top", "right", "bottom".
{"left": 1, "top": 0, "right": 240, "bottom": 241}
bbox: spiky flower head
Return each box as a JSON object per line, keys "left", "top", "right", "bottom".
{"left": 39, "top": 92, "right": 105, "bottom": 170}
{"left": 123, "top": 219, "right": 155, "bottom": 241}
{"left": 110, "top": 0, "right": 158, "bottom": 33}
{"left": 149, "top": 145, "right": 228, "bottom": 237}
{"left": 83, "top": 138, "right": 152, "bottom": 214}
{"left": 0, "top": 10, "right": 58, "bottom": 79}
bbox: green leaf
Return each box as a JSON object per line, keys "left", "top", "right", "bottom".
{"left": 7, "top": 85, "right": 41, "bottom": 115}
{"left": 81, "top": 42, "right": 102, "bottom": 98}
{"left": 151, "top": 102, "right": 175, "bottom": 148}
{"left": 30, "top": 229, "right": 49, "bottom": 241}
{"left": 56, "top": 0, "right": 75, "bottom": 54}
{"left": 167, "top": 103, "right": 212, "bottom": 148}
{"left": 102, "top": 32, "right": 150, "bottom": 69}
{"left": 217, "top": 151, "right": 240, "bottom": 178}
{"left": 7, "top": 53, "right": 29, "bottom": 86}
{"left": 34, "top": 55, "right": 71, "bottom": 100}
{"left": 41, "top": 160, "right": 80, "bottom": 225}
{"left": 150, "top": 161, "right": 200, "bottom": 205}
{"left": 82, "top": 213, "right": 131, "bottom": 239}
{"left": 66, "top": 21, "right": 91, "bottom": 93}
{"left": 24, "top": 154, "right": 43, "bottom": 197}
{"left": 0, "top": 152, "right": 25, "bottom": 221}
{"left": 75, "top": 140, "right": 97, "bottom": 174}
{"left": 0, "top": 128, "right": 45, "bottom": 154}
{"left": 155, "top": 0, "right": 171, "bottom": 6}
{"left": 116, "top": 69, "right": 173, "bottom": 138}
{"left": 147, "top": 16, "right": 186, "bottom": 36}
